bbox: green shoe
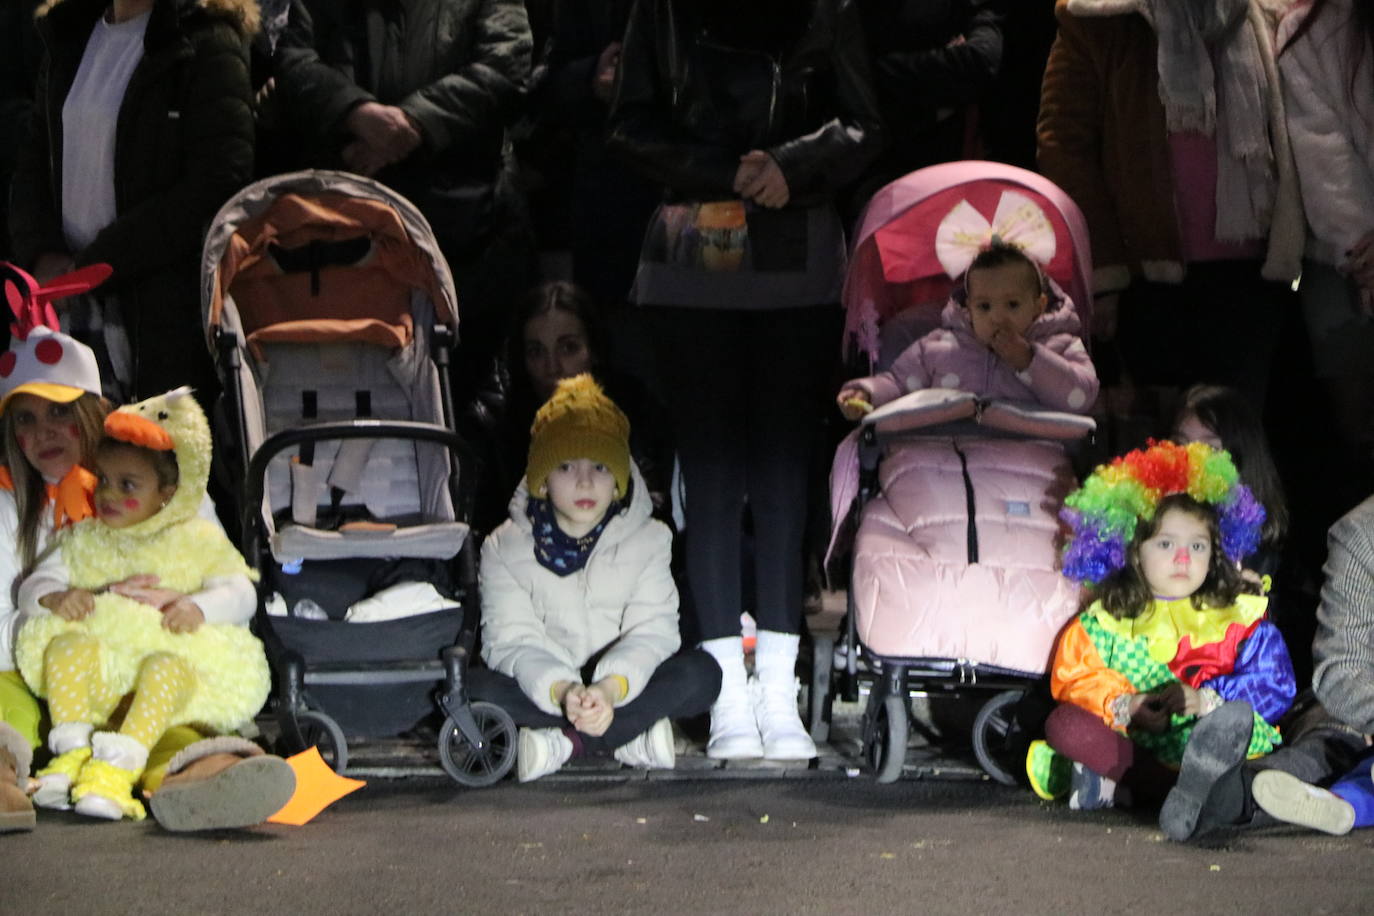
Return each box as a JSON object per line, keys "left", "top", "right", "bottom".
{"left": 1026, "top": 740, "right": 1070, "bottom": 800}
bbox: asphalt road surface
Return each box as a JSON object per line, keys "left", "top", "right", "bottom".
{"left": 7, "top": 770, "right": 1371, "bottom": 915}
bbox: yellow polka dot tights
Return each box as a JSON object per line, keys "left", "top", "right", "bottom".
{"left": 44, "top": 632, "right": 196, "bottom": 749}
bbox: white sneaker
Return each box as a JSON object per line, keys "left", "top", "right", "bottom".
{"left": 752, "top": 675, "right": 816, "bottom": 760}
{"left": 517, "top": 728, "right": 573, "bottom": 783}
{"left": 614, "top": 719, "right": 675, "bottom": 770}
{"left": 707, "top": 692, "right": 764, "bottom": 759}
{"left": 1252, "top": 769, "right": 1355, "bottom": 836}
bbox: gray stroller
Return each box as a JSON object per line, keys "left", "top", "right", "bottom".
{"left": 201, "top": 170, "right": 516, "bottom": 786}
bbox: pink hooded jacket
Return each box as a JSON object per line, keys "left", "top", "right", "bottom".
{"left": 846, "top": 292, "right": 1098, "bottom": 414}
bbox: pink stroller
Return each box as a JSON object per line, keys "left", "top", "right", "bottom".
{"left": 819, "top": 162, "right": 1096, "bottom": 783}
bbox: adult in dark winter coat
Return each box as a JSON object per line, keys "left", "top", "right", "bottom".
{"left": 8, "top": 0, "right": 257, "bottom": 402}
{"left": 273, "top": 0, "right": 534, "bottom": 401}
{"left": 847, "top": 0, "right": 1004, "bottom": 215}
{"left": 1037, "top": 0, "right": 1303, "bottom": 411}
{"left": 0, "top": 0, "right": 45, "bottom": 267}
{"left": 533, "top": 0, "right": 658, "bottom": 307}
{"left": 606, "top": 0, "right": 882, "bottom": 764}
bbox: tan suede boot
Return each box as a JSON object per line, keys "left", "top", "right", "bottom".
{"left": 0, "top": 724, "right": 36, "bottom": 833}
{"left": 150, "top": 737, "right": 295, "bottom": 832}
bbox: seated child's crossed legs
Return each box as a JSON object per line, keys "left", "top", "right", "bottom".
{"left": 36, "top": 631, "right": 196, "bottom": 819}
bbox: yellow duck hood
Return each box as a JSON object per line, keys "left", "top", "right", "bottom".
{"left": 102, "top": 387, "right": 212, "bottom": 539}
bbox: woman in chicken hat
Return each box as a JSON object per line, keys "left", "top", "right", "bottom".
{"left": 0, "top": 263, "right": 293, "bottom": 832}
{"left": 0, "top": 261, "right": 111, "bottom": 831}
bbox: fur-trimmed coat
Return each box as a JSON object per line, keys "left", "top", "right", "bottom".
{"left": 8, "top": 0, "right": 256, "bottom": 397}
{"left": 1037, "top": 0, "right": 1303, "bottom": 293}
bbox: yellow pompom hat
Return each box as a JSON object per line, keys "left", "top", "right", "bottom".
{"left": 527, "top": 374, "right": 631, "bottom": 498}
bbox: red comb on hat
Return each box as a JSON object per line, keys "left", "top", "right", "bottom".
{"left": 0, "top": 262, "right": 111, "bottom": 411}
{"left": 1, "top": 261, "right": 113, "bottom": 341}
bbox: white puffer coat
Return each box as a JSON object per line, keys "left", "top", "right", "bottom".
{"left": 479, "top": 463, "right": 679, "bottom": 715}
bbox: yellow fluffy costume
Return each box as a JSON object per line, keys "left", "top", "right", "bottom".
{"left": 16, "top": 388, "right": 268, "bottom": 732}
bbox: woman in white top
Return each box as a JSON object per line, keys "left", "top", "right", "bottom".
{"left": 7, "top": 0, "right": 256, "bottom": 401}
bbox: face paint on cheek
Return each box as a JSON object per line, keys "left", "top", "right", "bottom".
{"left": 123, "top": 497, "right": 141, "bottom": 511}
{"left": 67, "top": 425, "right": 80, "bottom": 439}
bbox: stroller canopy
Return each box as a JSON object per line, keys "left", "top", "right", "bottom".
{"left": 201, "top": 170, "right": 459, "bottom": 350}
{"left": 843, "top": 161, "right": 1093, "bottom": 362}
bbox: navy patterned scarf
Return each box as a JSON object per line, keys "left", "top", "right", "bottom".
{"left": 526, "top": 491, "right": 626, "bottom": 577}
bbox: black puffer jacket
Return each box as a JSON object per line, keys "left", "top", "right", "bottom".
{"left": 605, "top": 0, "right": 883, "bottom": 208}
{"left": 9, "top": 0, "right": 257, "bottom": 398}
{"left": 274, "top": 0, "right": 531, "bottom": 258}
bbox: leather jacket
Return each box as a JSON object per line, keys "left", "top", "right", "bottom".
{"left": 606, "top": 0, "right": 883, "bottom": 207}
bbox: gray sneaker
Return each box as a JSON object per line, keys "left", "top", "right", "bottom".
{"left": 614, "top": 719, "right": 675, "bottom": 770}
{"left": 1252, "top": 770, "right": 1355, "bottom": 836}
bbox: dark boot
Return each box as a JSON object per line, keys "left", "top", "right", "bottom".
{"left": 1159, "top": 701, "right": 1254, "bottom": 842}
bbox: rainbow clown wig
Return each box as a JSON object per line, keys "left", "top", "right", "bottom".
{"left": 1060, "top": 440, "right": 1265, "bottom": 586}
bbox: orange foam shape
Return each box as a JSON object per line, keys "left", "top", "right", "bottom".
{"left": 105, "top": 411, "right": 175, "bottom": 450}
{"left": 266, "top": 746, "right": 365, "bottom": 826}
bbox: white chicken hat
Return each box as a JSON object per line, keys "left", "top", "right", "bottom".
{"left": 0, "top": 261, "right": 111, "bottom": 415}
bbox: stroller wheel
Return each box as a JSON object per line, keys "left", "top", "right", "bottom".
{"left": 292, "top": 709, "right": 349, "bottom": 774}
{"left": 972, "top": 689, "right": 1028, "bottom": 786}
{"left": 438, "top": 702, "right": 517, "bottom": 788}
{"left": 867, "top": 695, "right": 908, "bottom": 784}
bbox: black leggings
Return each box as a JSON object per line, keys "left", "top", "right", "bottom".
{"left": 646, "top": 305, "right": 838, "bottom": 640}
{"left": 468, "top": 650, "right": 721, "bottom": 752}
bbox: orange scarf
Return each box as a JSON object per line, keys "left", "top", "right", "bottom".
{"left": 0, "top": 464, "right": 97, "bottom": 529}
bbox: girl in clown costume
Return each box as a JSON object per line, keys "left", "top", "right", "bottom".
{"left": 16, "top": 387, "right": 269, "bottom": 820}
{"left": 1027, "top": 441, "right": 1297, "bottom": 816}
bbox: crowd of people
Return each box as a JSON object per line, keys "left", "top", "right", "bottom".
{"left": 0, "top": 0, "right": 1371, "bottom": 844}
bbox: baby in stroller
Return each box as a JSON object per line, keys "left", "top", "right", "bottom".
{"left": 824, "top": 164, "right": 1099, "bottom": 782}
{"left": 837, "top": 237, "right": 1097, "bottom": 420}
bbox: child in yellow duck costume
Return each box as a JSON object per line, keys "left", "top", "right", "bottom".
{"left": 15, "top": 387, "right": 267, "bottom": 820}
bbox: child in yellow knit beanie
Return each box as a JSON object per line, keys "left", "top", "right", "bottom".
{"left": 477, "top": 374, "right": 721, "bottom": 782}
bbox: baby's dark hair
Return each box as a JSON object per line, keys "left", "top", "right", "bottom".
{"left": 964, "top": 241, "right": 1045, "bottom": 296}
{"left": 98, "top": 438, "right": 179, "bottom": 490}
{"left": 1097, "top": 493, "right": 1247, "bottom": 619}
